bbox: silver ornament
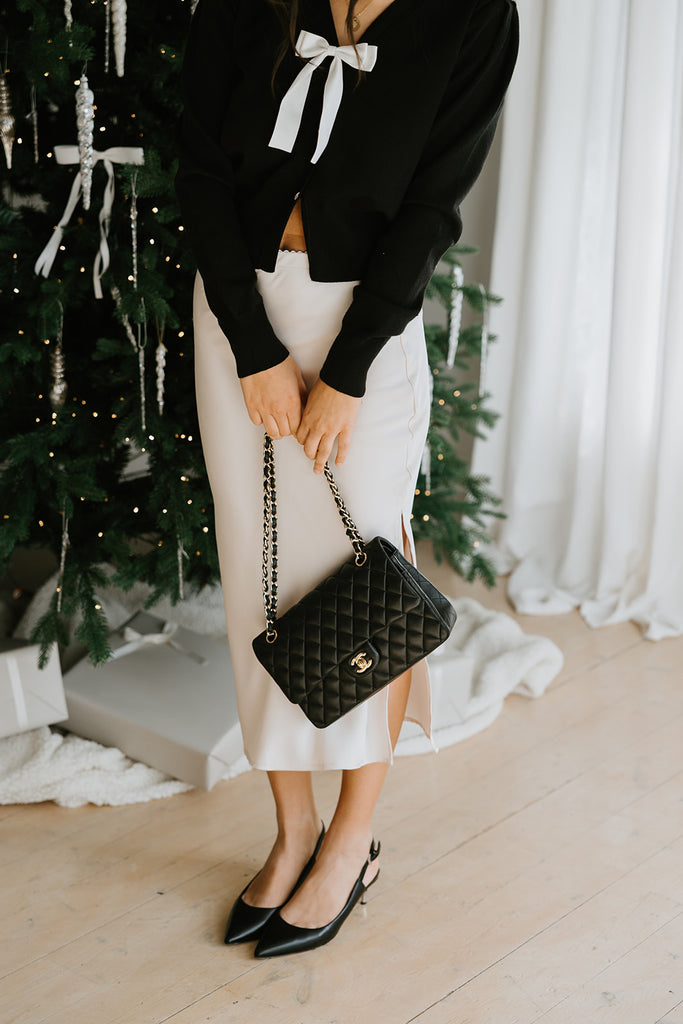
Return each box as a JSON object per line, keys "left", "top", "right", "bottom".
{"left": 49, "top": 304, "right": 67, "bottom": 410}
{"left": 0, "top": 72, "right": 16, "bottom": 171}
{"left": 64, "top": 0, "right": 73, "bottom": 31}
{"left": 29, "top": 85, "right": 39, "bottom": 163}
{"left": 156, "top": 342, "right": 167, "bottom": 415}
{"left": 130, "top": 170, "right": 139, "bottom": 289}
{"left": 478, "top": 283, "right": 490, "bottom": 399}
{"left": 76, "top": 76, "right": 95, "bottom": 210}
{"left": 104, "top": 0, "right": 111, "bottom": 74}
{"left": 446, "top": 263, "right": 465, "bottom": 368}
{"left": 56, "top": 512, "right": 70, "bottom": 613}
{"left": 177, "top": 537, "right": 186, "bottom": 601}
{"left": 112, "top": 0, "right": 127, "bottom": 78}
{"left": 50, "top": 344, "right": 68, "bottom": 409}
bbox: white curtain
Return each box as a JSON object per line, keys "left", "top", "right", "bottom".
{"left": 471, "top": 0, "right": 683, "bottom": 640}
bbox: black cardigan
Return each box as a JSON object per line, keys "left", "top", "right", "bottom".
{"left": 175, "top": 0, "right": 519, "bottom": 397}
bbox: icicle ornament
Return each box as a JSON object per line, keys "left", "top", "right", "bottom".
{"left": 478, "top": 283, "right": 490, "bottom": 398}
{"left": 29, "top": 85, "right": 39, "bottom": 163}
{"left": 76, "top": 76, "right": 95, "bottom": 210}
{"left": 64, "top": 0, "right": 73, "bottom": 31}
{"left": 177, "top": 538, "right": 186, "bottom": 600}
{"left": 156, "top": 342, "right": 167, "bottom": 415}
{"left": 104, "top": 0, "right": 111, "bottom": 73}
{"left": 446, "top": 263, "right": 464, "bottom": 368}
{"left": 112, "top": 0, "right": 128, "bottom": 77}
{"left": 130, "top": 170, "right": 139, "bottom": 288}
{"left": 49, "top": 306, "right": 68, "bottom": 409}
{"left": 0, "top": 72, "right": 16, "bottom": 171}
{"left": 56, "top": 512, "right": 70, "bottom": 613}
{"left": 137, "top": 323, "right": 147, "bottom": 434}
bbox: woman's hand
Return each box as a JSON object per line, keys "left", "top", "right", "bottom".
{"left": 296, "top": 378, "right": 362, "bottom": 474}
{"left": 239, "top": 356, "right": 308, "bottom": 439}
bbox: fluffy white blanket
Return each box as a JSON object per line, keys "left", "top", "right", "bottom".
{"left": 0, "top": 727, "right": 192, "bottom": 808}
{"left": 3, "top": 580, "right": 563, "bottom": 806}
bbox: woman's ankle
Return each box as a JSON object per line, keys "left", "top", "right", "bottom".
{"left": 276, "top": 812, "right": 322, "bottom": 848}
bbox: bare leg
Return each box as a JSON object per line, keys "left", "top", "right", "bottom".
{"left": 250, "top": 524, "right": 417, "bottom": 924}
{"left": 279, "top": 665, "right": 411, "bottom": 927}
{"left": 242, "top": 770, "right": 321, "bottom": 908}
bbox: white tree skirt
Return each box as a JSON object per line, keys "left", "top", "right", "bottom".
{"left": 2, "top": 579, "right": 564, "bottom": 807}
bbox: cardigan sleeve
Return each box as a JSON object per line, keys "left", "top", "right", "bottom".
{"left": 174, "top": 0, "right": 289, "bottom": 377}
{"left": 319, "top": 0, "right": 520, "bottom": 397}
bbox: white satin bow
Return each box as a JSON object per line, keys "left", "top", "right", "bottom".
{"left": 110, "top": 621, "right": 207, "bottom": 665}
{"left": 269, "top": 30, "right": 378, "bottom": 164}
{"left": 34, "top": 144, "right": 145, "bottom": 299}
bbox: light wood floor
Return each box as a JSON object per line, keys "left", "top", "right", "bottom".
{"left": 2, "top": 552, "right": 683, "bottom": 1024}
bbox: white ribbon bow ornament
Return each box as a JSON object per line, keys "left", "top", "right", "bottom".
{"left": 269, "top": 30, "right": 378, "bottom": 164}
{"left": 34, "top": 144, "right": 145, "bottom": 299}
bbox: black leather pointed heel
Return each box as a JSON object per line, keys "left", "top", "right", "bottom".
{"left": 224, "top": 824, "right": 325, "bottom": 945}
{"left": 254, "top": 839, "right": 381, "bottom": 958}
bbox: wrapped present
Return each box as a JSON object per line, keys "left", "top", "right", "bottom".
{"left": 63, "top": 611, "right": 244, "bottom": 789}
{"left": 0, "top": 640, "right": 67, "bottom": 738}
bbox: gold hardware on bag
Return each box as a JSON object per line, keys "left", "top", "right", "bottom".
{"left": 350, "top": 651, "right": 373, "bottom": 674}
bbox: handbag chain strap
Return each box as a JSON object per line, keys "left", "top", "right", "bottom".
{"left": 261, "top": 433, "right": 367, "bottom": 643}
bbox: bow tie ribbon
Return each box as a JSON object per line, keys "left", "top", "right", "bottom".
{"left": 34, "top": 144, "right": 145, "bottom": 299}
{"left": 110, "top": 621, "right": 207, "bottom": 665}
{"left": 269, "top": 30, "right": 378, "bottom": 164}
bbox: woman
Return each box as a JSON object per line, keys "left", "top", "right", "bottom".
{"left": 176, "top": 0, "right": 519, "bottom": 958}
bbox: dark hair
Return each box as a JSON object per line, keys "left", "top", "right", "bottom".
{"left": 267, "top": 0, "right": 361, "bottom": 93}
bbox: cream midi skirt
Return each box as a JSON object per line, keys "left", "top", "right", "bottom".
{"left": 193, "top": 249, "right": 433, "bottom": 771}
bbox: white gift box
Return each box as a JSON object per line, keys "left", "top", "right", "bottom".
{"left": 0, "top": 640, "right": 67, "bottom": 739}
{"left": 63, "top": 612, "right": 244, "bottom": 789}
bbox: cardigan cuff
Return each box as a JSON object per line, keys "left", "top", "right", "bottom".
{"left": 319, "top": 287, "right": 423, "bottom": 397}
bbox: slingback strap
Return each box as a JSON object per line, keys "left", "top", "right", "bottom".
{"left": 260, "top": 433, "right": 367, "bottom": 640}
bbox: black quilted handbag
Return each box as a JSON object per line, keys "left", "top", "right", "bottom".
{"left": 252, "top": 435, "right": 457, "bottom": 729}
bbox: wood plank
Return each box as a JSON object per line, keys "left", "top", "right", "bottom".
{"left": 11, "top": 718, "right": 680, "bottom": 1024}
{"left": 656, "top": 1002, "right": 683, "bottom": 1023}
{"left": 526, "top": 912, "right": 683, "bottom": 1022}
{"left": 1, "top": 578, "right": 682, "bottom": 1024}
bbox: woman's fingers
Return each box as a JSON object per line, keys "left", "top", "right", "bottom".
{"left": 313, "top": 434, "right": 333, "bottom": 475}
{"left": 335, "top": 428, "right": 352, "bottom": 467}
{"left": 295, "top": 378, "right": 361, "bottom": 470}
{"left": 262, "top": 414, "right": 282, "bottom": 440}
{"left": 239, "top": 357, "right": 307, "bottom": 438}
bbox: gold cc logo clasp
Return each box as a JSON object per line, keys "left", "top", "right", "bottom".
{"left": 350, "top": 651, "right": 374, "bottom": 674}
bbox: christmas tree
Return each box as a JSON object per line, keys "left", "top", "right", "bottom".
{"left": 0, "top": 0, "right": 502, "bottom": 666}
